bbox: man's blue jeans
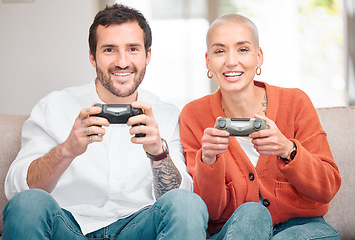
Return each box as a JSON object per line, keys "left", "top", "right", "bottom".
{"left": 209, "top": 202, "right": 340, "bottom": 240}
{"left": 3, "top": 188, "right": 208, "bottom": 240}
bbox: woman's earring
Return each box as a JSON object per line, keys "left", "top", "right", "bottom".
{"left": 256, "top": 67, "right": 261, "bottom": 76}
{"left": 207, "top": 70, "right": 213, "bottom": 79}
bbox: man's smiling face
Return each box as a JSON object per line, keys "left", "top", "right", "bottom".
{"left": 90, "top": 21, "right": 151, "bottom": 100}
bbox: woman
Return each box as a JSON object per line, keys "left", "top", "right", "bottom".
{"left": 179, "top": 13, "right": 341, "bottom": 239}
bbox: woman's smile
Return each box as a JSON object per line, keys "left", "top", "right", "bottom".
{"left": 223, "top": 71, "right": 243, "bottom": 82}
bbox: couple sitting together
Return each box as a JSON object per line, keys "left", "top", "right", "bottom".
{"left": 3, "top": 3, "right": 341, "bottom": 240}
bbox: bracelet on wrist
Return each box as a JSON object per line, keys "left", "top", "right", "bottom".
{"left": 146, "top": 138, "right": 169, "bottom": 161}
{"left": 278, "top": 141, "right": 297, "bottom": 163}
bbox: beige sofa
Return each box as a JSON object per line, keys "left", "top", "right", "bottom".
{"left": 1, "top": 107, "right": 355, "bottom": 239}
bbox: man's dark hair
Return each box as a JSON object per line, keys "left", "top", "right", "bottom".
{"left": 89, "top": 4, "right": 152, "bottom": 59}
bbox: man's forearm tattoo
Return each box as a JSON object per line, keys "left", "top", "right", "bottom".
{"left": 151, "top": 156, "right": 182, "bottom": 199}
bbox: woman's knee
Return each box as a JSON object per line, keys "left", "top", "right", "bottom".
{"left": 273, "top": 217, "right": 340, "bottom": 240}
{"left": 232, "top": 202, "right": 272, "bottom": 223}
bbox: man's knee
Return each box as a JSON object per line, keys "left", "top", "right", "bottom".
{"left": 4, "top": 188, "right": 59, "bottom": 219}
{"left": 158, "top": 189, "right": 208, "bottom": 221}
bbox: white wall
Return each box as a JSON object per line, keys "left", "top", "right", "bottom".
{"left": 0, "top": 0, "right": 99, "bottom": 114}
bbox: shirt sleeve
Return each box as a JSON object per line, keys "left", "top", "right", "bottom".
{"left": 4, "top": 100, "right": 58, "bottom": 200}
{"left": 165, "top": 109, "right": 193, "bottom": 192}
{"left": 179, "top": 101, "right": 230, "bottom": 220}
{"left": 275, "top": 89, "right": 341, "bottom": 203}
{"left": 151, "top": 102, "right": 193, "bottom": 194}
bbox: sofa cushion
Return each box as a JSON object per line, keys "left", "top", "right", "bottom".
{"left": 0, "top": 114, "right": 28, "bottom": 236}
{"left": 0, "top": 107, "right": 355, "bottom": 239}
{"left": 317, "top": 106, "right": 355, "bottom": 240}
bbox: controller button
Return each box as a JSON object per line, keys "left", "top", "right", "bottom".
{"left": 254, "top": 118, "right": 262, "bottom": 129}
{"left": 248, "top": 173, "right": 255, "bottom": 181}
{"left": 262, "top": 199, "right": 270, "bottom": 207}
{"left": 218, "top": 118, "right": 227, "bottom": 128}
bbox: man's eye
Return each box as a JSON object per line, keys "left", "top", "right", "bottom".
{"left": 214, "top": 49, "right": 224, "bottom": 54}
{"left": 129, "top": 47, "right": 138, "bottom": 52}
{"left": 104, "top": 48, "right": 114, "bottom": 53}
{"left": 240, "top": 48, "right": 249, "bottom": 52}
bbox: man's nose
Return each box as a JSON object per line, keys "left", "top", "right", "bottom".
{"left": 114, "top": 52, "right": 129, "bottom": 69}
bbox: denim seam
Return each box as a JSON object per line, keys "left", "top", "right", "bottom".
{"left": 51, "top": 214, "right": 113, "bottom": 240}
{"left": 50, "top": 214, "right": 87, "bottom": 238}
{"left": 118, "top": 206, "right": 166, "bottom": 239}
{"left": 304, "top": 232, "right": 340, "bottom": 240}
{"left": 153, "top": 206, "right": 166, "bottom": 240}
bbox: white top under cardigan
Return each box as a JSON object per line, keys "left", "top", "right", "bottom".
{"left": 236, "top": 137, "right": 259, "bottom": 167}
{"left": 5, "top": 81, "right": 193, "bottom": 235}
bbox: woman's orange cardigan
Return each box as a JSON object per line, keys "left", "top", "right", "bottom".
{"left": 179, "top": 81, "right": 341, "bottom": 234}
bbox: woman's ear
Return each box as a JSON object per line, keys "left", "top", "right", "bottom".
{"left": 257, "top": 47, "right": 264, "bottom": 67}
{"left": 205, "top": 51, "right": 210, "bottom": 70}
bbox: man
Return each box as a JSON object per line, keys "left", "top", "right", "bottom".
{"left": 3, "top": 4, "right": 207, "bottom": 239}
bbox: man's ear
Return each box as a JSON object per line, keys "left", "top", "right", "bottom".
{"left": 145, "top": 47, "right": 152, "bottom": 66}
{"left": 89, "top": 50, "right": 97, "bottom": 68}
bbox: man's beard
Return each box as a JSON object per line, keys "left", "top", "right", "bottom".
{"left": 96, "top": 65, "right": 145, "bottom": 98}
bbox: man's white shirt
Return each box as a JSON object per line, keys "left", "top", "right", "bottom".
{"left": 5, "top": 81, "right": 193, "bottom": 235}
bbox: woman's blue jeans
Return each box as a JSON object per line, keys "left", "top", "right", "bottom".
{"left": 3, "top": 188, "right": 208, "bottom": 240}
{"left": 209, "top": 202, "right": 340, "bottom": 240}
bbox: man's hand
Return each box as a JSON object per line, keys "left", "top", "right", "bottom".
{"left": 27, "top": 104, "right": 110, "bottom": 192}
{"left": 249, "top": 114, "right": 294, "bottom": 158}
{"left": 127, "top": 101, "right": 183, "bottom": 198}
{"left": 127, "top": 101, "right": 164, "bottom": 155}
{"left": 60, "top": 105, "right": 110, "bottom": 159}
{"left": 201, "top": 126, "right": 230, "bottom": 165}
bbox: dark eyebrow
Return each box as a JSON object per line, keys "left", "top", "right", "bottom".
{"left": 100, "top": 44, "right": 117, "bottom": 49}
{"left": 127, "top": 43, "right": 143, "bottom": 48}
{"left": 99, "top": 43, "right": 143, "bottom": 49}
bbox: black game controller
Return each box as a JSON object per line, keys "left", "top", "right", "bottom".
{"left": 93, "top": 103, "right": 145, "bottom": 137}
{"left": 214, "top": 118, "right": 268, "bottom": 136}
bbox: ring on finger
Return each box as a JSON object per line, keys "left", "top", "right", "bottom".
{"left": 84, "top": 127, "right": 90, "bottom": 134}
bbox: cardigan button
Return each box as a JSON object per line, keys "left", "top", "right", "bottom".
{"left": 249, "top": 173, "right": 255, "bottom": 181}
{"left": 263, "top": 199, "right": 270, "bottom": 207}
{"left": 275, "top": 222, "right": 282, "bottom": 228}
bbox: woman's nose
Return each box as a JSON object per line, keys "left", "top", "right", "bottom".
{"left": 225, "top": 51, "right": 238, "bottom": 68}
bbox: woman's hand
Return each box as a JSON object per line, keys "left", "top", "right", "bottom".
{"left": 201, "top": 126, "right": 230, "bottom": 165}
{"left": 249, "top": 114, "right": 294, "bottom": 158}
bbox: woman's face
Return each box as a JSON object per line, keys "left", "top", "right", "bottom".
{"left": 206, "top": 22, "right": 263, "bottom": 93}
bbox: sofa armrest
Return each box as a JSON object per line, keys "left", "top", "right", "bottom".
{"left": 0, "top": 114, "right": 28, "bottom": 236}
{"left": 317, "top": 106, "right": 355, "bottom": 240}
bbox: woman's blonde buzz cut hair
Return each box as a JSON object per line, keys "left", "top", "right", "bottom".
{"left": 206, "top": 13, "right": 260, "bottom": 49}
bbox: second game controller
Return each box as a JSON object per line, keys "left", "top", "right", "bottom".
{"left": 214, "top": 118, "right": 268, "bottom": 136}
